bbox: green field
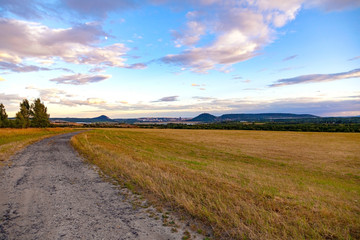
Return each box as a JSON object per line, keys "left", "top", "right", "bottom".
{"left": 72, "top": 129, "right": 360, "bottom": 239}
{"left": 0, "top": 128, "right": 75, "bottom": 164}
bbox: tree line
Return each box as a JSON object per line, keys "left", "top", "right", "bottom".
{"left": 0, "top": 99, "right": 50, "bottom": 128}
{"left": 141, "top": 122, "right": 360, "bottom": 132}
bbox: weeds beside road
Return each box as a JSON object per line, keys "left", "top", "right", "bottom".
{"left": 72, "top": 128, "right": 360, "bottom": 239}
{"left": 0, "top": 128, "right": 76, "bottom": 164}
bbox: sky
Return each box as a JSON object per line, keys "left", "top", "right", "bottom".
{"left": 0, "top": 0, "right": 359, "bottom": 118}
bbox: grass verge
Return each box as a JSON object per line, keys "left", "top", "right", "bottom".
{"left": 72, "top": 128, "right": 360, "bottom": 239}
{"left": 0, "top": 128, "right": 76, "bottom": 165}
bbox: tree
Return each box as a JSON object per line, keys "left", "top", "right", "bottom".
{"left": 16, "top": 99, "right": 31, "bottom": 128}
{"left": 0, "top": 103, "right": 8, "bottom": 127}
{"left": 31, "top": 98, "right": 50, "bottom": 127}
{"left": 15, "top": 111, "right": 27, "bottom": 128}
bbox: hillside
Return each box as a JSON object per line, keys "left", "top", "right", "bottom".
{"left": 51, "top": 115, "right": 116, "bottom": 123}
{"left": 189, "top": 113, "right": 319, "bottom": 122}
{"left": 189, "top": 113, "right": 217, "bottom": 122}
{"left": 219, "top": 113, "right": 318, "bottom": 121}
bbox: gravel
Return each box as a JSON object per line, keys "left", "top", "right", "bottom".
{"left": 0, "top": 132, "right": 202, "bottom": 240}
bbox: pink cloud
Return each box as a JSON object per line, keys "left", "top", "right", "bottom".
{"left": 0, "top": 18, "right": 129, "bottom": 68}
{"left": 50, "top": 73, "right": 111, "bottom": 85}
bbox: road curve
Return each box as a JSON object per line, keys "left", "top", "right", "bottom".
{"left": 0, "top": 132, "right": 196, "bottom": 240}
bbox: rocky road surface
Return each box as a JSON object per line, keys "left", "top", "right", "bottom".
{"left": 0, "top": 132, "right": 201, "bottom": 240}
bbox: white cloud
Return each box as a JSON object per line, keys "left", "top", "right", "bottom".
{"left": 0, "top": 61, "right": 51, "bottom": 73}
{"left": 50, "top": 73, "right": 111, "bottom": 85}
{"left": 153, "top": 96, "right": 179, "bottom": 102}
{"left": 0, "top": 18, "right": 130, "bottom": 68}
{"left": 0, "top": 92, "right": 21, "bottom": 101}
{"left": 270, "top": 68, "right": 360, "bottom": 87}
{"left": 161, "top": 0, "right": 359, "bottom": 73}
{"left": 163, "top": 29, "right": 262, "bottom": 73}
{"left": 172, "top": 20, "right": 206, "bottom": 47}
{"left": 161, "top": 3, "right": 276, "bottom": 72}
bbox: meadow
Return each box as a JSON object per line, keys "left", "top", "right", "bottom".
{"left": 71, "top": 129, "right": 360, "bottom": 239}
{"left": 0, "top": 128, "right": 75, "bottom": 164}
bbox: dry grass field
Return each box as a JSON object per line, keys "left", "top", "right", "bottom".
{"left": 72, "top": 128, "right": 360, "bottom": 239}
{"left": 0, "top": 128, "right": 75, "bottom": 164}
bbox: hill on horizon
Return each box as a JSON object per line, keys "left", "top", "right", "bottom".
{"left": 188, "top": 113, "right": 319, "bottom": 122}
{"left": 51, "top": 115, "right": 116, "bottom": 123}
{"left": 50, "top": 113, "right": 360, "bottom": 124}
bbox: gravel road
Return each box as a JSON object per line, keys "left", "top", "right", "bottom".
{"left": 0, "top": 132, "right": 201, "bottom": 240}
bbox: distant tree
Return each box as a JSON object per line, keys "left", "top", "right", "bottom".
{"left": 15, "top": 111, "right": 26, "bottom": 128}
{"left": 16, "top": 99, "right": 32, "bottom": 128}
{"left": 31, "top": 98, "right": 50, "bottom": 127}
{"left": 0, "top": 103, "right": 8, "bottom": 127}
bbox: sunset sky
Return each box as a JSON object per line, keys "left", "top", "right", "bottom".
{"left": 1, "top": 0, "right": 359, "bottom": 118}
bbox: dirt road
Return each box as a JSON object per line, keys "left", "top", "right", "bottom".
{"left": 0, "top": 132, "right": 200, "bottom": 240}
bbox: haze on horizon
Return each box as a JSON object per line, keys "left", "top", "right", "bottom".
{"left": 0, "top": 0, "right": 359, "bottom": 118}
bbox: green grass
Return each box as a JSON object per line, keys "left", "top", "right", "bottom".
{"left": 0, "top": 128, "right": 76, "bottom": 164}
{"left": 72, "top": 128, "right": 360, "bottom": 239}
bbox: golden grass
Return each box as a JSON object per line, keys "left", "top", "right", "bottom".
{"left": 72, "top": 129, "right": 360, "bottom": 239}
{"left": 0, "top": 128, "right": 76, "bottom": 164}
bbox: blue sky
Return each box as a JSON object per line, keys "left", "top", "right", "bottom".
{"left": 0, "top": 0, "right": 359, "bottom": 118}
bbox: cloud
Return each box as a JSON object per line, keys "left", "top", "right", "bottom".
{"left": 282, "top": 55, "right": 298, "bottom": 61}
{"left": 0, "top": 92, "right": 20, "bottom": 100}
{"left": 50, "top": 73, "right": 111, "bottom": 85}
{"left": 55, "top": 98, "right": 107, "bottom": 107}
{"left": 159, "top": 1, "right": 299, "bottom": 72}
{"left": 153, "top": 96, "right": 179, "bottom": 102}
{"left": 41, "top": 22, "right": 107, "bottom": 45}
{"left": 0, "top": 52, "right": 22, "bottom": 63}
{"left": 125, "top": 63, "right": 147, "bottom": 69}
{"left": 161, "top": 30, "right": 262, "bottom": 73}
{"left": 162, "top": 8, "right": 270, "bottom": 72}
{"left": 0, "top": 61, "right": 51, "bottom": 73}
{"left": 25, "top": 86, "right": 110, "bottom": 109}
{"left": 192, "top": 96, "right": 216, "bottom": 101}
{"left": 232, "top": 76, "right": 243, "bottom": 80}
{"left": 0, "top": 0, "right": 138, "bottom": 20}
{"left": 89, "top": 67, "right": 106, "bottom": 73}
{"left": 305, "top": 0, "right": 360, "bottom": 11}
{"left": 159, "top": 0, "right": 360, "bottom": 73}
{"left": 348, "top": 56, "right": 360, "bottom": 61}
{"left": 0, "top": 0, "right": 44, "bottom": 19}
{"left": 270, "top": 68, "right": 360, "bottom": 87}
{"left": 0, "top": 18, "right": 130, "bottom": 68}
{"left": 26, "top": 86, "right": 69, "bottom": 101}
{"left": 171, "top": 20, "right": 206, "bottom": 47}
{"left": 63, "top": 0, "right": 137, "bottom": 18}
{"left": 0, "top": 61, "right": 72, "bottom": 73}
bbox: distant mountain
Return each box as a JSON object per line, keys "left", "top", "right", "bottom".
{"left": 50, "top": 113, "right": 360, "bottom": 125}
{"left": 219, "top": 113, "right": 318, "bottom": 121}
{"left": 189, "top": 113, "right": 319, "bottom": 122}
{"left": 51, "top": 115, "right": 116, "bottom": 123}
{"left": 189, "top": 113, "right": 217, "bottom": 122}
{"left": 92, "top": 115, "right": 113, "bottom": 121}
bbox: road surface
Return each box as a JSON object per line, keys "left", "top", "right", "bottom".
{"left": 0, "top": 132, "right": 199, "bottom": 240}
